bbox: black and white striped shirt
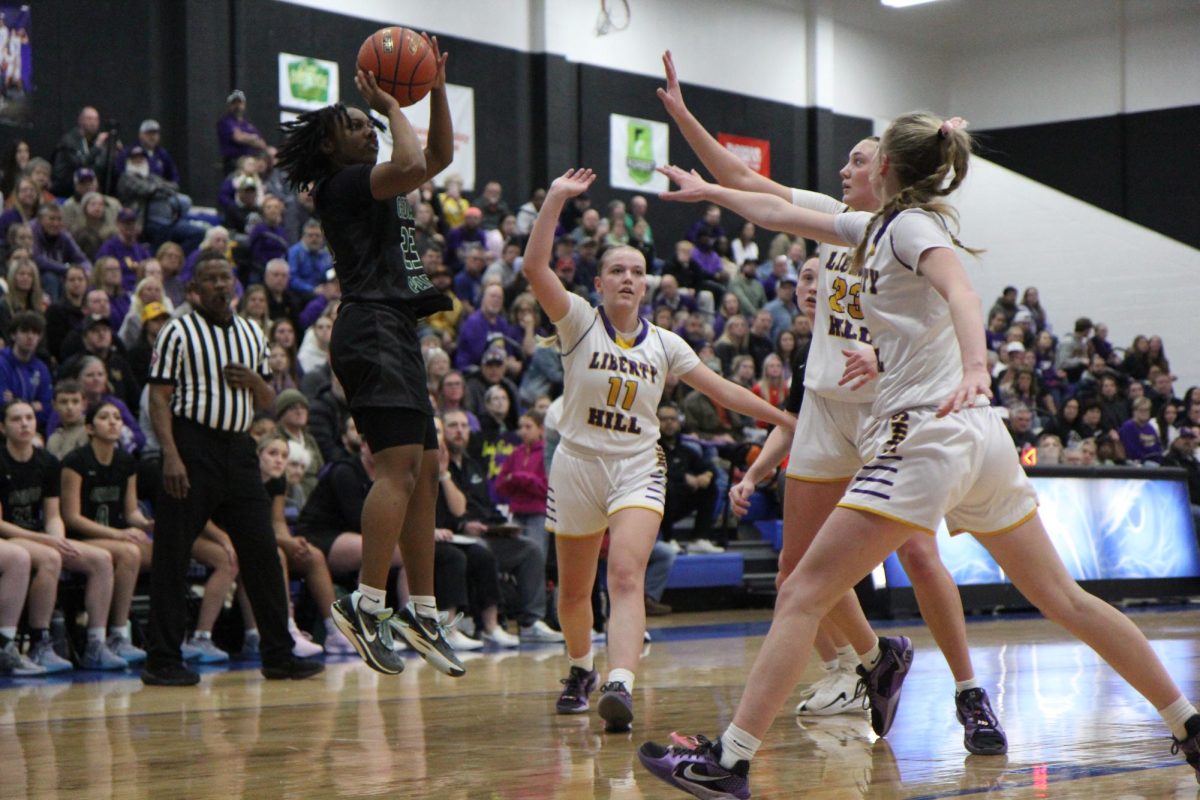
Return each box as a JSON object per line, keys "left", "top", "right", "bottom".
{"left": 148, "top": 312, "right": 270, "bottom": 432}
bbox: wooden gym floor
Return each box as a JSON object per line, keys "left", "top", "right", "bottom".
{"left": 3, "top": 607, "right": 1200, "bottom": 799}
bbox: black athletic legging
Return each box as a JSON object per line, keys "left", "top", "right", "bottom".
{"left": 434, "top": 540, "right": 502, "bottom": 620}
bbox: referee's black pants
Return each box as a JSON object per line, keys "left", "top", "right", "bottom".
{"left": 145, "top": 418, "right": 293, "bottom": 669}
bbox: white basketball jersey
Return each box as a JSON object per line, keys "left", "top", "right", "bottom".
{"left": 791, "top": 189, "right": 878, "bottom": 405}
{"left": 832, "top": 209, "right": 963, "bottom": 420}
{"left": 555, "top": 293, "right": 700, "bottom": 457}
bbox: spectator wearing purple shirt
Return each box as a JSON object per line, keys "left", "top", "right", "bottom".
{"left": 685, "top": 204, "right": 726, "bottom": 246}
{"left": 445, "top": 207, "right": 487, "bottom": 269}
{"left": 247, "top": 196, "right": 290, "bottom": 281}
{"left": 298, "top": 274, "right": 339, "bottom": 332}
{"left": 452, "top": 243, "right": 488, "bottom": 309}
{"left": 652, "top": 273, "right": 697, "bottom": 316}
{"left": 112, "top": 119, "right": 180, "bottom": 184}
{"left": 216, "top": 90, "right": 268, "bottom": 173}
{"left": 95, "top": 208, "right": 150, "bottom": 292}
{"left": 31, "top": 204, "right": 89, "bottom": 299}
{"left": 454, "top": 283, "right": 521, "bottom": 370}
{"left": 689, "top": 235, "right": 723, "bottom": 279}
{"left": 1119, "top": 397, "right": 1163, "bottom": 464}
{"left": 0, "top": 312, "right": 54, "bottom": 429}
{"left": 92, "top": 256, "right": 131, "bottom": 333}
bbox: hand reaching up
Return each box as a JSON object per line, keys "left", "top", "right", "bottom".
{"left": 548, "top": 167, "right": 597, "bottom": 200}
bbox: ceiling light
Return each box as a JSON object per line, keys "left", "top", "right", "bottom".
{"left": 881, "top": 0, "right": 941, "bottom": 7}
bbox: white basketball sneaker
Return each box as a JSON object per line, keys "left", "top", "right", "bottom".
{"left": 796, "top": 664, "right": 864, "bottom": 716}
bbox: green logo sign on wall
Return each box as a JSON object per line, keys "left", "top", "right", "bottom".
{"left": 626, "top": 121, "right": 655, "bottom": 185}
{"left": 278, "top": 52, "right": 339, "bottom": 112}
{"left": 288, "top": 58, "right": 330, "bottom": 103}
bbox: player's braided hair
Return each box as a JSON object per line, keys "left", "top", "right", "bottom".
{"left": 276, "top": 103, "right": 363, "bottom": 193}
{"left": 849, "top": 112, "right": 982, "bottom": 274}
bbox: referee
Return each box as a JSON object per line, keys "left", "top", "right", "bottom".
{"left": 141, "top": 255, "right": 323, "bottom": 685}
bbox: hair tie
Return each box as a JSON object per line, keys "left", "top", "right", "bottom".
{"left": 938, "top": 117, "right": 968, "bottom": 139}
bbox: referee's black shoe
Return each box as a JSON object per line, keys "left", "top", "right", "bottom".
{"left": 393, "top": 605, "right": 466, "bottom": 678}
{"left": 262, "top": 656, "right": 325, "bottom": 680}
{"left": 141, "top": 662, "right": 201, "bottom": 686}
{"left": 331, "top": 593, "right": 406, "bottom": 675}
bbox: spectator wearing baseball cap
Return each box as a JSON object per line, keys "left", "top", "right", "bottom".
{"left": 464, "top": 346, "right": 521, "bottom": 432}
{"left": 1162, "top": 427, "right": 1200, "bottom": 533}
{"left": 58, "top": 312, "right": 142, "bottom": 419}
{"left": 94, "top": 207, "right": 151, "bottom": 292}
{"left": 275, "top": 388, "right": 324, "bottom": 498}
{"left": 217, "top": 88, "right": 267, "bottom": 173}
{"left": 113, "top": 118, "right": 180, "bottom": 184}
{"left": 116, "top": 144, "right": 206, "bottom": 254}
{"left": 763, "top": 271, "right": 799, "bottom": 343}
{"left": 125, "top": 301, "right": 174, "bottom": 388}
{"left": 224, "top": 174, "right": 262, "bottom": 235}
{"left": 61, "top": 166, "right": 122, "bottom": 251}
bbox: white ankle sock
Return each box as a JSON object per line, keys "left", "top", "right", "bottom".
{"left": 955, "top": 677, "right": 980, "bottom": 694}
{"left": 410, "top": 595, "right": 438, "bottom": 620}
{"left": 1160, "top": 696, "right": 1198, "bottom": 740}
{"left": 356, "top": 584, "right": 386, "bottom": 614}
{"left": 607, "top": 668, "right": 635, "bottom": 693}
{"left": 87, "top": 627, "right": 105, "bottom": 644}
{"left": 0, "top": 626, "right": 17, "bottom": 641}
{"left": 836, "top": 644, "right": 857, "bottom": 669}
{"left": 193, "top": 630, "right": 211, "bottom": 641}
{"left": 108, "top": 623, "right": 130, "bottom": 640}
{"left": 861, "top": 641, "right": 882, "bottom": 670}
{"left": 719, "top": 724, "right": 761, "bottom": 769}
{"left": 568, "top": 651, "right": 594, "bottom": 672}
{"left": 822, "top": 658, "right": 839, "bottom": 673}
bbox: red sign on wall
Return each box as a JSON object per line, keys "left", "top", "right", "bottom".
{"left": 718, "top": 133, "right": 771, "bottom": 178}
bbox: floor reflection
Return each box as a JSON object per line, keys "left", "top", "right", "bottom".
{"left": 2, "top": 611, "right": 1200, "bottom": 798}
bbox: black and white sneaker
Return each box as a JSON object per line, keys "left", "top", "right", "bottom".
{"left": 392, "top": 605, "right": 466, "bottom": 678}
{"left": 330, "top": 594, "right": 405, "bottom": 675}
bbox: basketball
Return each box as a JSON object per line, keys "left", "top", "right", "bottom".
{"left": 356, "top": 26, "right": 436, "bottom": 107}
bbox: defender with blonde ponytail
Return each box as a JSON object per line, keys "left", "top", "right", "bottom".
{"left": 657, "top": 50, "right": 1012, "bottom": 763}
{"left": 647, "top": 119, "right": 1200, "bottom": 796}
{"left": 849, "top": 112, "right": 980, "bottom": 274}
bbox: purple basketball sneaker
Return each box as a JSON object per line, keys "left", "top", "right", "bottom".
{"left": 1172, "top": 714, "right": 1200, "bottom": 784}
{"left": 556, "top": 666, "right": 599, "bottom": 714}
{"left": 598, "top": 681, "right": 634, "bottom": 731}
{"left": 856, "top": 635, "right": 913, "bottom": 737}
{"left": 955, "top": 687, "right": 1008, "bottom": 755}
{"left": 638, "top": 734, "right": 750, "bottom": 800}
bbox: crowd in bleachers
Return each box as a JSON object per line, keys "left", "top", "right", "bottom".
{"left": 0, "top": 93, "right": 1197, "bottom": 678}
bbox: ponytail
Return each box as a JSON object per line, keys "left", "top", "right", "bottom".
{"left": 849, "top": 112, "right": 982, "bottom": 275}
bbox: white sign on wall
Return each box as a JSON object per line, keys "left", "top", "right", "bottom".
{"left": 371, "top": 83, "right": 476, "bottom": 192}
{"left": 609, "top": 113, "right": 669, "bottom": 193}
{"left": 277, "top": 52, "right": 339, "bottom": 112}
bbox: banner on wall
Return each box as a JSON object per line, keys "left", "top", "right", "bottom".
{"left": 718, "top": 132, "right": 770, "bottom": 178}
{"left": 609, "top": 114, "right": 668, "bottom": 193}
{"left": 0, "top": 6, "right": 32, "bottom": 126}
{"left": 370, "top": 84, "right": 476, "bottom": 192}
{"left": 278, "top": 52, "right": 339, "bottom": 111}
